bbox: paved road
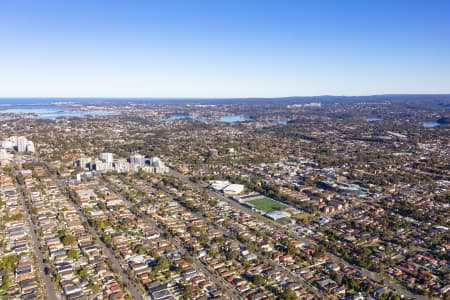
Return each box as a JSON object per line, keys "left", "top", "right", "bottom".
{"left": 14, "top": 171, "right": 61, "bottom": 300}
{"left": 163, "top": 174, "right": 323, "bottom": 298}
{"left": 64, "top": 187, "right": 146, "bottom": 300}
{"left": 104, "top": 178, "right": 241, "bottom": 300}
{"left": 40, "top": 161, "right": 145, "bottom": 300}
{"left": 166, "top": 180, "right": 324, "bottom": 299}
{"left": 168, "top": 169, "right": 427, "bottom": 300}
{"left": 289, "top": 230, "right": 427, "bottom": 300}
{"left": 134, "top": 212, "right": 241, "bottom": 300}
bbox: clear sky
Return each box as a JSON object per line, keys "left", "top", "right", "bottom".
{"left": 1, "top": 0, "right": 449, "bottom": 98}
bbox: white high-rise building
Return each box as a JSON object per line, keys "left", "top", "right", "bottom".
{"left": 114, "top": 159, "right": 130, "bottom": 173}
{"left": 17, "top": 137, "right": 28, "bottom": 152}
{"left": 99, "top": 152, "right": 114, "bottom": 170}
{"left": 149, "top": 156, "right": 169, "bottom": 173}
{"left": 130, "top": 153, "right": 146, "bottom": 167}
{"left": 99, "top": 153, "right": 114, "bottom": 164}
{"left": 26, "top": 141, "right": 35, "bottom": 153}
{"left": 94, "top": 159, "right": 107, "bottom": 172}
{"left": 77, "top": 157, "right": 91, "bottom": 169}
{"left": 0, "top": 140, "right": 14, "bottom": 149}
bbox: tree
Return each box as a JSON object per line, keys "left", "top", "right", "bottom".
{"left": 252, "top": 275, "right": 266, "bottom": 286}
{"left": 102, "top": 233, "right": 111, "bottom": 244}
{"left": 154, "top": 257, "right": 170, "bottom": 272}
{"left": 281, "top": 288, "right": 298, "bottom": 300}
{"left": 134, "top": 244, "right": 148, "bottom": 255}
{"left": 313, "top": 244, "right": 326, "bottom": 257}
{"left": 198, "top": 234, "right": 209, "bottom": 246}
{"left": 2, "top": 254, "right": 19, "bottom": 272}
{"left": 87, "top": 281, "right": 101, "bottom": 293}
{"left": 68, "top": 249, "right": 78, "bottom": 259}
{"left": 78, "top": 267, "right": 88, "bottom": 279}
{"left": 182, "top": 284, "right": 197, "bottom": 299}
{"left": 286, "top": 242, "right": 299, "bottom": 255}
{"left": 63, "top": 234, "right": 76, "bottom": 246}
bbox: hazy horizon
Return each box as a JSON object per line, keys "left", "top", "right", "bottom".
{"left": 0, "top": 94, "right": 449, "bottom": 107}
{"left": 1, "top": 93, "right": 450, "bottom": 99}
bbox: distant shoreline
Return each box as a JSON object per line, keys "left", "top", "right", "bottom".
{"left": 0, "top": 94, "right": 449, "bottom": 105}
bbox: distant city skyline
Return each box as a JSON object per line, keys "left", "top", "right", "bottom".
{"left": 1, "top": 0, "right": 450, "bottom": 97}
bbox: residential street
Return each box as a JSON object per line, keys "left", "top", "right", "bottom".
{"left": 14, "top": 169, "right": 60, "bottom": 300}
{"left": 168, "top": 169, "right": 427, "bottom": 300}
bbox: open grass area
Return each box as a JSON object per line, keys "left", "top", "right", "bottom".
{"left": 247, "top": 197, "right": 286, "bottom": 213}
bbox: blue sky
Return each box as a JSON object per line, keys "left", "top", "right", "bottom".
{"left": 1, "top": 0, "right": 449, "bottom": 97}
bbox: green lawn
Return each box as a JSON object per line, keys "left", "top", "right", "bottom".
{"left": 247, "top": 197, "right": 286, "bottom": 213}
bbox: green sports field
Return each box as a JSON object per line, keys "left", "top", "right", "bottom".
{"left": 247, "top": 197, "right": 286, "bottom": 213}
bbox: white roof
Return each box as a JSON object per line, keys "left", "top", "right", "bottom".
{"left": 265, "top": 210, "right": 291, "bottom": 220}
{"left": 222, "top": 184, "right": 244, "bottom": 194}
{"left": 209, "top": 180, "right": 230, "bottom": 191}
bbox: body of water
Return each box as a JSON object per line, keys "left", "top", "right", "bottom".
{"left": 0, "top": 105, "right": 65, "bottom": 113}
{"left": 365, "top": 117, "right": 383, "bottom": 122}
{"left": 38, "top": 111, "right": 113, "bottom": 119}
{"left": 162, "top": 114, "right": 252, "bottom": 123}
{"left": 162, "top": 114, "right": 199, "bottom": 121}
{"left": 0, "top": 105, "right": 113, "bottom": 120}
{"left": 161, "top": 114, "right": 209, "bottom": 123}
{"left": 423, "top": 121, "right": 441, "bottom": 128}
{"left": 219, "top": 115, "right": 252, "bottom": 122}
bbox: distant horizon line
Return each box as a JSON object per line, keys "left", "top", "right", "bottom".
{"left": 0, "top": 93, "right": 450, "bottom": 100}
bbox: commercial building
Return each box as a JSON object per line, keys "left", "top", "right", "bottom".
{"left": 17, "top": 137, "right": 28, "bottom": 152}
{"left": 99, "top": 152, "right": 113, "bottom": 163}
{"left": 99, "top": 152, "right": 114, "bottom": 170}
{"left": 130, "top": 153, "right": 146, "bottom": 167}
{"left": 1, "top": 140, "right": 14, "bottom": 149}
{"left": 209, "top": 180, "right": 244, "bottom": 195}
{"left": 26, "top": 141, "right": 35, "bottom": 153}
{"left": 265, "top": 210, "right": 291, "bottom": 220}
{"left": 222, "top": 184, "right": 245, "bottom": 195}
{"left": 94, "top": 160, "right": 108, "bottom": 172}
{"left": 1, "top": 136, "right": 35, "bottom": 153}
{"left": 77, "top": 157, "right": 91, "bottom": 169}
{"left": 149, "top": 157, "right": 169, "bottom": 173}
